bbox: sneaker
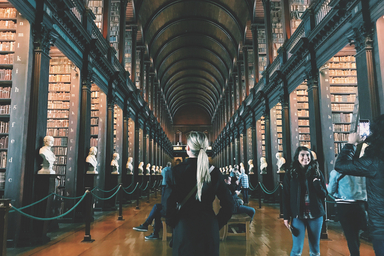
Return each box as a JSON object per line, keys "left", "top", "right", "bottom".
{"left": 145, "top": 233, "right": 160, "bottom": 240}
{"left": 133, "top": 224, "right": 148, "bottom": 232}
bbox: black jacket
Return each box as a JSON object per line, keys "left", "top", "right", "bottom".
{"left": 162, "top": 158, "right": 234, "bottom": 256}
{"left": 283, "top": 167, "right": 327, "bottom": 220}
{"left": 335, "top": 144, "right": 384, "bottom": 240}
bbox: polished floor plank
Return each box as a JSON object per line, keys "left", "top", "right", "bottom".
{"left": 8, "top": 196, "right": 375, "bottom": 256}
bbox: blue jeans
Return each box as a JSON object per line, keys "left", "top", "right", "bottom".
{"left": 242, "top": 188, "right": 249, "bottom": 204}
{"left": 237, "top": 205, "right": 255, "bottom": 221}
{"left": 373, "top": 239, "right": 384, "bottom": 256}
{"left": 290, "top": 217, "right": 323, "bottom": 256}
{"left": 145, "top": 203, "right": 162, "bottom": 234}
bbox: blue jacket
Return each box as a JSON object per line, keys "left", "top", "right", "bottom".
{"left": 327, "top": 170, "right": 367, "bottom": 202}
{"left": 161, "top": 166, "right": 171, "bottom": 185}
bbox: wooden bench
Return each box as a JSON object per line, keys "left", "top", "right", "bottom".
{"left": 161, "top": 217, "right": 172, "bottom": 241}
{"left": 221, "top": 213, "right": 251, "bottom": 240}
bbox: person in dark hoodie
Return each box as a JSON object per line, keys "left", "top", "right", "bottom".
{"left": 283, "top": 146, "right": 327, "bottom": 256}
{"left": 335, "top": 114, "right": 384, "bottom": 256}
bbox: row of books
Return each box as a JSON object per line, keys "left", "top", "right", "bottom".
{"left": 49, "top": 74, "right": 71, "bottom": 82}
{"left": 54, "top": 156, "right": 67, "bottom": 165}
{"left": 330, "top": 87, "right": 357, "bottom": 94}
{"left": 299, "top": 134, "right": 310, "bottom": 141}
{"left": 0, "top": 121, "right": 8, "bottom": 133}
{"left": 0, "top": 20, "right": 16, "bottom": 29}
{"left": 0, "top": 53, "right": 13, "bottom": 64}
{"left": 297, "top": 109, "right": 309, "bottom": 117}
{"left": 91, "top": 117, "right": 99, "bottom": 125}
{"left": 330, "top": 56, "right": 356, "bottom": 62}
{"left": 334, "top": 142, "right": 346, "bottom": 155}
{"left": 47, "top": 128, "right": 68, "bottom": 137}
{"left": 91, "top": 126, "right": 98, "bottom": 135}
{"left": 48, "top": 92, "right": 70, "bottom": 101}
{"left": 0, "top": 32, "right": 15, "bottom": 40}
{"left": 52, "top": 165, "right": 66, "bottom": 174}
{"left": 334, "top": 133, "right": 349, "bottom": 142}
{"left": 329, "top": 69, "right": 357, "bottom": 76}
{"left": 331, "top": 103, "right": 354, "bottom": 111}
{"left": 328, "top": 62, "right": 356, "bottom": 69}
{"left": 298, "top": 127, "right": 310, "bottom": 133}
{"left": 332, "top": 113, "right": 353, "bottom": 123}
{"left": 90, "top": 137, "right": 98, "bottom": 147}
{"left": 51, "top": 146, "right": 67, "bottom": 156}
{"left": 49, "top": 64, "right": 72, "bottom": 74}
{"left": 0, "top": 135, "right": 8, "bottom": 149}
{"left": 47, "top": 110, "right": 69, "bottom": 119}
{"left": 0, "top": 42, "right": 14, "bottom": 52}
{"left": 0, "top": 151, "right": 6, "bottom": 168}
{"left": 0, "top": 8, "right": 17, "bottom": 19}
{"left": 333, "top": 124, "right": 351, "bottom": 132}
{"left": 48, "top": 101, "right": 70, "bottom": 109}
{"left": 0, "top": 68, "right": 12, "bottom": 80}
{"left": 331, "top": 94, "right": 356, "bottom": 102}
{"left": 47, "top": 119, "right": 69, "bottom": 128}
{"left": 91, "top": 91, "right": 100, "bottom": 98}
{"left": 298, "top": 119, "right": 309, "bottom": 126}
{"left": 53, "top": 137, "right": 68, "bottom": 146}
{"left": 330, "top": 77, "right": 357, "bottom": 84}
{"left": 0, "top": 172, "right": 4, "bottom": 189}
{"left": 0, "top": 104, "right": 10, "bottom": 114}
{"left": 49, "top": 83, "right": 71, "bottom": 92}
{"left": 91, "top": 110, "right": 99, "bottom": 117}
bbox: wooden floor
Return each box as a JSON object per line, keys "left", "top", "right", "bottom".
{"left": 8, "top": 196, "right": 375, "bottom": 256}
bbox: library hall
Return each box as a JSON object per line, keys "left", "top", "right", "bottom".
{"left": 1, "top": 0, "right": 384, "bottom": 255}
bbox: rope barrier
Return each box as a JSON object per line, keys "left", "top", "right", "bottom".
{"left": 123, "top": 181, "right": 135, "bottom": 190}
{"left": 151, "top": 180, "right": 158, "bottom": 189}
{"left": 93, "top": 184, "right": 120, "bottom": 193}
{"left": 53, "top": 193, "right": 84, "bottom": 200}
{"left": 9, "top": 193, "right": 53, "bottom": 213}
{"left": 91, "top": 186, "right": 121, "bottom": 200}
{"left": 10, "top": 191, "right": 87, "bottom": 221}
{"left": 249, "top": 182, "right": 260, "bottom": 191}
{"left": 122, "top": 182, "right": 139, "bottom": 195}
{"left": 259, "top": 182, "right": 281, "bottom": 195}
{"left": 140, "top": 181, "right": 150, "bottom": 191}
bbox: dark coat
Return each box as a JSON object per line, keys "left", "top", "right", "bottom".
{"left": 283, "top": 167, "right": 327, "bottom": 220}
{"left": 162, "top": 158, "right": 234, "bottom": 256}
{"left": 335, "top": 144, "right": 384, "bottom": 240}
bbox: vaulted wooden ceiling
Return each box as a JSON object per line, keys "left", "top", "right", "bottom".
{"left": 128, "top": 0, "right": 264, "bottom": 123}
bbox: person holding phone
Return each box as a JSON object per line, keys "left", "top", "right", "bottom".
{"left": 335, "top": 114, "right": 384, "bottom": 256}
{"left": 283, "top": 146, "right": 327, "bottom": 256}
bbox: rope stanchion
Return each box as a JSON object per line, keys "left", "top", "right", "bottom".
{"left": 91, "top": 186, "right": 121, "bottom": 201}
{"left": 117, "top": 184, "right": 124, "bottom": 221}
{"left": 11, "top": 191, "right": 87, "bottom": 221}
{"left": 249, "top": 182, "right": 260, "bottom": 191}
{"left": 82, "top": 189, "right": 94, "bottom": 243}
{"left": 140, "top": 181, "right": 150, "bottom": 191}
{"left": 122, "top": 182, "right": 139, "bottom": 195}
{"left": 123, "top": 181, "right": 135, "bottom": 190}
{"left": 259, "top": 182, "right": 281, "bottom": 195}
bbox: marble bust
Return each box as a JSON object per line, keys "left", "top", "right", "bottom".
{"left": 126, "top": 157, "right": 133, "bottom": 175}
{"left": 38, "top": 136, "right": 56, "bottom": 174}
{"left": 248, "top": 159, "right": 254, "bottom": 174}
{"left": 145, "top": 163, "right": 151, "bottom": 175}
{"left": 260, "top": 157, "right": 268, "bottom": 175}
{"left": 138, "top": 162, "right": 144, "bottom": 175}
{"left": 151, "top": 165, "right": 155, "bottom": 175}
{"left": 111, "top": 153, "right": 120, "bottom": 175}
{"left": 85, "top": 147, "right": 98, "bottom": 174}
{"left": 276, "top": 152, "right": 286, "bottom": 173}
{"left": 159, "top": 166, "right": 162, "bottom": 174}
{"left": 155, "top": 166, "right": 159, "bottom": 175}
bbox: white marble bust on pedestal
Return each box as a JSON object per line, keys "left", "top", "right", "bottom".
{"left": 38, "top": 136, "right": 56, "bottom": 174}
{"left": 151, "top": 165, "right": 155, "bottom": 175}
{"left": 85, "top": 147, "right": 98, "bottom": 174}
{"left": 145, "top": 163, "right": 151, "bottom": 175}
{"left": 126, "top": 157, "right": 133, "bottom": 175}
{"left": 225, "top": 166, "right": 229, "bottom": 174}
{"left": 260, "top": 157, "right": 268, "bottom": 175}
{"left": 276, "top": 152, "right": 286, "bottom": 173}
{"left": 111, "top": 153, "right": 120, "bottom": 175}
{"left": 155, "top": 166, "right": 159, "bottom": 175}
{"left": 138, "top": 162, "right": 144, "bottom": 175}
{"left": 248, "top": 159, "right": 254, "bottom": 174}
{"left": 159, "top": 166, "right": 162, "bottom": 174}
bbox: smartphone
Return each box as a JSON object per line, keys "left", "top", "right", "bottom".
{"left": 288, "top": 225, "right": 299, "bottom": 237}
{"left": 359, "top": 119, "right": 370, "bottom": 138}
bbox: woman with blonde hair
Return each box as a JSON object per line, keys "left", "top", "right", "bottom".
{"left": 162, "top": 131, "right": 234, "bottom": 256}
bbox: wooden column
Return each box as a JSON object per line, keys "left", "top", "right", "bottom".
{"left": 262, "top": 0, "right": 273, "bottom": 65}
{"left": 232, "top": 72, "right": 238, "bottom": 111}
{"left": 118, "top": 0, "right": 128, "bottom": 64}
{"left": 251, "top": 24, "right": 260, "bottom": 84}
{"left": 280, "top": 83, "right": 292, "bottom": 168}
{"left": 145, "top": 62, "right": 150, "bottom": 102}
{"left": 243, "top": 47, "right": 250, "bottom": 97}
{"left": 237, "top": 60, "right": 243, "bottom": 105}
{"left": 139, "top": 47, "right": 145, "bottom": 97}
{"left": 263, "top": 97, "right": 274, "bottom": 193}
{"left": 281, "top": 0, "right": 291, "bottom": 40}
{"left": 239, "top": 120, "right": 247, "bottom": 167}
{"left": 130, "top": 26, "right": 137, "bottom": 83}
{"left": 102, "top": 0, "right": 111, "bottom": 40}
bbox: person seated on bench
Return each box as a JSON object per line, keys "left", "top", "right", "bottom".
{"left": 224, "top": 175, "right": 255, "bottom": 222}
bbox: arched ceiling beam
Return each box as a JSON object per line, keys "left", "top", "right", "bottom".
{"left": 168, "top": 87, "right": 217, "bottom": 107}
{"left": 171, "top": 98, "right": 214, "bottom": 117}
{"left": 170, "top": 92, "right": 215, "bottom": 113}
{"left": 167, "top": 81, "right": 219, "bottom": 104}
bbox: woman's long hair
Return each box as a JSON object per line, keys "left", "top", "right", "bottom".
{"left": 364, "top": 114, "right": 384, "bottom": 158}
{"left": 289, "top": 146, "right": 320, "bottom": 179}
{"left": 187, "top": 131, "right": 210, "bottom": 201}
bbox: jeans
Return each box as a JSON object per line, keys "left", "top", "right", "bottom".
{"left": 337, "top": 202, "right": 367, "bottom": 256}
{"left": 145, "top": 203, "right": 162, "bottom": 234}
{"left": 373, "top": 239, "right": 384, "bottom": 256}
{"left": 242, "top": 188, "right": 249, "bottom": 204}
{"left": 290, "top": 216, "right": 323, "bottom": 256}
{"left": 237, "top": 205, "right": 255, "bottom": 221}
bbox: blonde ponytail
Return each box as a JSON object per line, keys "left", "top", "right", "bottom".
{"left": 187, "top": 131, "right": 211, "bottom": 201}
